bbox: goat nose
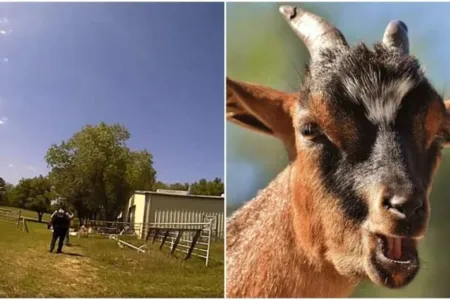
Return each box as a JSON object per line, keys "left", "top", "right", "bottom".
{"left": 382, "top": 192, "right": 425, "bottom": 219}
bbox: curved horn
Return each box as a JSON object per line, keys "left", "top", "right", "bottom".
{"left": 279, "top": 5, "right": 348, "bottom": 60}
{"left": 382, "top": 20, "right": 409, "bottom": 55}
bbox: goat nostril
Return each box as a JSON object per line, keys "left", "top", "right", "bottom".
{"left": 382, "top": 193, "right": 410, "bottom": 218}
{"left": 382, "top": 194, "right": 400, "bottom": 211}
{"left": 382, "top": 194, "right": 391, "bottom": 208}
{"left": 382, "top": 192, "right": 425, "bottom": 218}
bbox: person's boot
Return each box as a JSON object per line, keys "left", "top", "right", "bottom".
{"left": 56, "top": 240, "right": 63, "bottom": 253}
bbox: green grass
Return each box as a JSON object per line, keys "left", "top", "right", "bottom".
{"left": 0, "top": 207, "right": 224, "bottom": 297}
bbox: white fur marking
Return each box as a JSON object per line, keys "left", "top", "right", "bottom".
{"left": 343, "top": 72, "right": 416, "bottom": 124}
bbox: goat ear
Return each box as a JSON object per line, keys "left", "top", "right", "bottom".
{"left": 227, "top": 77, "right": 297, "bottom": 159}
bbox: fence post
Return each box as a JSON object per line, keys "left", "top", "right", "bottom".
{"left": 213, "top": 216, "right": 218, "bottom": 241}
{"left": 205, "top": 219, "right": 213, "bottom": 267}
{"left": 23, "top": 218, "right": 29, "bottom": 233}
{"left": 17, "top": 210, "right": 21, "bottom": 228}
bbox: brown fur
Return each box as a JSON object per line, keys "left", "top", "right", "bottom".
{"left": 424, "top": 100, "right": 446, "bottom": 148}
{"left": 227, "top": 77, "right": 450, "bottom": 297}
{"left": 227, "top": 78, "right": 297, "bottom": 160}
{"left": 306, "top": 95, "right": 360, "bottom": 150}
{"left": 227, "top": 166, "right": 358, "bottom": 297}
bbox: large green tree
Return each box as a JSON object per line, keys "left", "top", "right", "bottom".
{"left": 0, "top": 177, "right": 5, "bottom": 205}
{"left": 154, "top": 178, "right": 224, "bottom": 196}
{"left": 154, "top": 181, "right": 190, "bottom": 191}
{"left": 11, "top": 176, "right": 54, "bottom": 222}
{"left": 2, "top": 183, "right": 15, "bottom": 207}
{"left": 190, "top": 177, "right": 224, "bottom": 196}
{"left": 46, "top": 122, "right": 156, "bottom": 221}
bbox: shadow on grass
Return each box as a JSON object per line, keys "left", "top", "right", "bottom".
{"left": 66, "top": 243, "right": 83, "bottom": 248}
{"left": 60, "top": 252, "right": 85, "bottom": 257}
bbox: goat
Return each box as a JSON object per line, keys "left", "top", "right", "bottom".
{"left": 226, "top": 5, "right": 450, "bottom": 298}
{"left": 76, "top": 225, "right": 91, "bottom": 238}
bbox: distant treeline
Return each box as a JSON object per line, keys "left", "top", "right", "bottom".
{"left": 0, "top": 122, "right": 223, "bottom": 222}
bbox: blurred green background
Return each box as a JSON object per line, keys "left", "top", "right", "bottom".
{"left": 227, "top": 2, "right": 450, "bottom": 297}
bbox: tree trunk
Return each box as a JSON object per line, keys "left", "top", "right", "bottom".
{"left": 37, "top": 212, "right": 43, "bottom": 223}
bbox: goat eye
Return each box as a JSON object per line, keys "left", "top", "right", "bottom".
{"left": 300, "top": 123, "right": 322, "bottom": 139}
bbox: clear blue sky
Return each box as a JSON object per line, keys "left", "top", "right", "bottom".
{"left": 0, "top": 3, "right": 224, "bottom": 185}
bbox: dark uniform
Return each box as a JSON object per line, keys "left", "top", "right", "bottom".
{"left": 48, "top": 208, "right": 71, "bottom": 253}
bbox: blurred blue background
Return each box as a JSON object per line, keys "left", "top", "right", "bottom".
{"left": 227, "top": 2, "right": 450, "bottom": 297}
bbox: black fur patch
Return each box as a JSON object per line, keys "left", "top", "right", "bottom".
{"left": 318, "top": 138, "right": 369, "bottom": 223}
{"left": 299, "top": 42, "right": 442, "bottom": 223}
{"left": 301, "top": 43, "right": 431, "bottom": 127}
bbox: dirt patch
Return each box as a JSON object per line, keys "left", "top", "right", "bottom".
{"left": 53, "top": 252, "right": 99, "bottom": 284}
{"left": 48, "top": 247, "right": 98, "bottom": 286}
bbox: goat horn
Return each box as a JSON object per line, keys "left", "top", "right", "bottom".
{"left": 382, "top": 20, "right": 409, "bottom": 55}
{"left": 279, "top": 5, "right": 348, "bottom": 59}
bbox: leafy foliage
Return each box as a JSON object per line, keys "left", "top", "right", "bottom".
{"left": 45, "top": 122, "right": 157, "bottom": 221}
{"left": 6, "top": 176, "right": 54, "bottom": 222}
{"left": 154, "top": 178, "right": 224, "bottom": 196}
{"left": 0, "top": 177, "right": 5, "bottom": 205}
{"left": 3, "top": 122, "right": 222, "bottom": 224}
{"left": 190, "top": 178, "right": 224, "bottom": 196}
{"left": 2, "top": 183, "right": 15, "bottom": 207}
{"left": 154, "top": 181, "right": 190, "bottom": 191}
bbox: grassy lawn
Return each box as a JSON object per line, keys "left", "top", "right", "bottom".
{"left": 0, "top": 207, "right": 224, "bottom": 297}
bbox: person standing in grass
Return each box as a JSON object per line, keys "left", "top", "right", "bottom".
{"left": 47, "top": 204, "right": 71, "bottom": 253}
{"left": 64, "top": 210, "right": 74, "bottom": 246}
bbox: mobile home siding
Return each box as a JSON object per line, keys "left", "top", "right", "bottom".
{"left": 125, "top": 191, "right": 224, "bottom": 239}
{"left": 133, "top": 193, "right": 146, "bottom": 224}
{"left": 123, "top": 193, "right": 146, "bottom": 236}
{"left": 146, "top": 193, "right": 224, "bottom": 238}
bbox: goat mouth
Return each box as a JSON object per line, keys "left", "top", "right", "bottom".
{"left": 376, "top": 234, "right": 418, "bottom": 263}
{"left": 367, "top": 233, "right": 420, "bottom": 288}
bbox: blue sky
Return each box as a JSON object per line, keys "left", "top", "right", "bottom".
{"left": 0, "top": 3, "right": 224, "bottom": 185}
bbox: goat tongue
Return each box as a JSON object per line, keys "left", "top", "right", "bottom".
{"left": 386, "top": 237, "right": 402, "bottom": 260}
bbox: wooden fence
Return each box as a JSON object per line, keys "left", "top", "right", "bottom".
{"left": 0, "top": 209, "right": 29, "bottom": 233}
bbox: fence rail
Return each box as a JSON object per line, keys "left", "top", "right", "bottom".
{"left": 0, "top": 210, "right": 29, "bottom": 232}
{"left": 0, "top": 209, "right": 18, "bottom": 223}
{"left": 144, "top": 217, "right": 214, "bottom": 266}
{"left": 152, "top": 210, "right": 224, "bottom": 240}
{"left": 79, "top": 217, "right": 216, "bottom": 266}
{"left": 109, "top": 232, "right": 147, "bottom": 253}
